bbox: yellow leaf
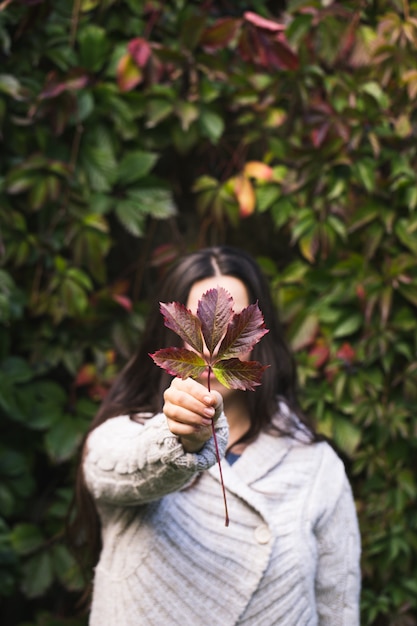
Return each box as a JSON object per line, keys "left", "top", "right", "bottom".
{"left": 243, "top": 161, "right": 273, "bottom": 181}
{"left": 234, "top": 175, "right": 256, "bottom": 217}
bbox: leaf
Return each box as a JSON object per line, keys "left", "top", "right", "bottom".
{"left": 21, "top": 551, "right": 53, "bottom": 598}
{"left": 150, "top": 347, "right": 207, "bottom": 379}
{"left": 159, "top": 301, "right": 203, "bottom": 353}
{"left": 116, "top": 150, "right": 158, "bottom": 185}
{"left": 197, "top": 287, "right": 234, "bottom": 355}
{"left": 78, "top": 25, "right": 109, "bottom": 72}
{"left": 233, "top": 175, "right": 256, "bottom": 217}
{"left": 217, "top": 303, "right": 268, "bottom": 359}
{"left": 151, "top": 286, "right": 269, "bottom": 527}
{"left": 117, "top": 53, "right": 143, "bottom": 92}
{"left": 201, "top": 18, "right": 242, "bottom": 52}
{"left": 213, "top": 358, "right": 268, "bottom": 391}
{"left": 10, "top": 523, "right": 44, "bottom": 556}
{"left": 199, "top": 109, "right": 224, "bottom": 143}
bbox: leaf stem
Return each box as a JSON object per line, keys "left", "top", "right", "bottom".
{"left": 208, "top": 366, "right": 229, "bottom": 526}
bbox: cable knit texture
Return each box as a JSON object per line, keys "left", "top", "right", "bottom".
{"left": 83, "top": 411, "right": 361, "bottom": 626}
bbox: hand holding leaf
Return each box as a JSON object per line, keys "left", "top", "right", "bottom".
{"left": 150, "top": 286, "right": 269, "bottom": 525}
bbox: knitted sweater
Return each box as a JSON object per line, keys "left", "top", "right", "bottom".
{"left": 84, "top": 411, "right": 361, "bottom": 626}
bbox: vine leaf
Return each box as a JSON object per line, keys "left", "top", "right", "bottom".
{"left": 150, "top": 286, "right": 269, "bottom": 526}
{"left": 151, "top": 287, "right": 269, "bottom": 389}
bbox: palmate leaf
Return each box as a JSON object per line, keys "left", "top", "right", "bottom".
{"left": 197, "top": 287, "right": 234, "bottom": 355}
{"left": 212, "top": 358, "right": 268, "bottom": 391}
{"left": 150, "top": 347, "right": 207, "bottom": 379}
{"left": 159, "top": 302, "right": 203, "bottom": 353}
{"left": 150, "top": 287, "right": 269, "bottom": 527}
{"left": 217, "top": 302, "right": 269, "bottom": 359}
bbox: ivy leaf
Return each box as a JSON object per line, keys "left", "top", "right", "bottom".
{"left": 150, "top": 347, "right": 206, "bottom": 379}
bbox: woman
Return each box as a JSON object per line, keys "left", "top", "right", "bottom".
{"left": 74, "top": 246, "right": 361, "bottom": 625}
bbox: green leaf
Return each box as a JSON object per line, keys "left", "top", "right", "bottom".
{"left": 333, "top": 314, "right": 362, "bottom": 338}
{"left": 256, "top": 185, "right": 281, "bottom": 213}
{"left": 78, "top": 25, "right": 109, "bottom": 72}
{"left": 199, "top": 109, "right": 224, "bottom": 143}
{"left": 51, "top": 543, "right": 84, "bottom": 591}
{"left": 21, "top": 551, "right": 53, "bottom": 598}
{"left": 145, "top": 97, "right": 173, "bottom": 127}
{"left": 10, "top": 523, "right": 44, "bottom": 556}
{"left": 0, "top": 357, "right": 33, "bottom": 384}
{"left": 0, "top": 74, "right": 26, "bottom": 100}
{"left": 289, "top": 314, "right": 319, "bottom": 351}
{"left": 117, "top": 150, "right": 158, "bottom": 185}
{"left": 127, "top": 188, "right": 176, "bottom": 220}
{"left": 44, "top": 416, "right": 84, "bottom": 463}
{"left": 352, "top": 158, "right": 376, "bottom": 193}
{"left": 115, "top": 199, "right": 146, "bottom": 236}
{"left": 332, "top": 417, "right": 361, "bottom": 457}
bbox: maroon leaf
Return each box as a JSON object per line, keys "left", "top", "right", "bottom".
{"left": 200, "top": 17, "right": 242, "bottom": 52}
{"left": 150, "top": 286, "right": 270, "bottom": 527}
{"left": 217, "top": 302, "right": 269, "bottom": 359}
{"left": 150, "top": 347, "right": 206, "bottom": 379}
{"left": 160, "top": 301, "right": 203, "bottom": 353}
{"left": 197, "top": 287, "right": 233, "bottom": 355}
{"left": 212, "top": 358, "right": 269, "bottom": 391}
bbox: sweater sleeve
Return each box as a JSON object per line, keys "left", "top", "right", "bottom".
{"left": 83, "top": 412, "right": 229, "bottom": 506}
{"left": 310, "top": 445, "right": 361, "bottom": 626}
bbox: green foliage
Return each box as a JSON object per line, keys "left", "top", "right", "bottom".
{"left": 1, "top": 0, "right": 417, "bottom": 624}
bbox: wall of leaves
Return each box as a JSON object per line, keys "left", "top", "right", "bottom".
{"left": 1, "top": 1, "right": 416, "bottom": 624}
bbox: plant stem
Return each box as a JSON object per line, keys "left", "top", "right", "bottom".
{"left": 208, "top": 366, "right": 229, "bottom": 526}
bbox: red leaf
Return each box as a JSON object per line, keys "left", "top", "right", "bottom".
{"left": 243, "top": 11, "right": 285, "bottom": 32}
{"left": 40, "top": 70, "right": 89, "bottom": 100}
{"left": 112, "top": 294, "right": 133, "bottom": 311}
{"left": 150, "top": 347, "right": 207, "bottom": 379}
{"left": 160, "top": 301, "right": 203, "bottom": 354}
{"left": 217, "top": 303, "right": 268, "bottom": 359}
{"left": 128, "top": 37, "right": 152, "bottom": 67}
{"left": 200, "top": 17, "right": 242, "bottom": 52}
{"left": 197, "top": 287, "right": 234, "bottom": 355}
{"left": 336, "top": 342, "right": 356, "bottom": 364}
{"left": 75, "top": 364, "right": 96, "bottom": 387}
{"left": 308, "top": 342, "right": 330, "bottom": 369}
{"left": 213, "top": 358, "right": 269, "bottom": 391}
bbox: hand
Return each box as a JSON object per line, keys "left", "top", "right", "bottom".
{"left": 163, "top": 377, "right": 223, "bottom": 452}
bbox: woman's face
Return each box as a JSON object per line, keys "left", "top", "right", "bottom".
{"left": 186, "top": 275, "right": 251, "bottom": 397}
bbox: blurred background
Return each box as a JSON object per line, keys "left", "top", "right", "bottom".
{"left": 0, "top": 1, "right": 416, "bottom": 624}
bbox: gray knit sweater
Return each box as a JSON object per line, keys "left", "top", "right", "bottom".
{"left": 84, "top": 411, "right": 361, "bottom": 626}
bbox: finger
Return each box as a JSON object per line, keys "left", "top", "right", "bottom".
{"left": 165, "top": 416, "right": 212, "bottom": 439}
{"left": 164, "top": 384, "right": 217, "bottom": 420}
{"left": 163, "top": 399, "right": 214, "bottom": 427}
{"left": 171, "top": 377, "right": 219, "bottom": 408}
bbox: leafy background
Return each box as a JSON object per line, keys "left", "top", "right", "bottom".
{"left": 1, "top": 1, "right": 416, "bottom": 624}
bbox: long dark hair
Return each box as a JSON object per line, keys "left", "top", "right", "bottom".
{"left": 68, "top": 245, "right": 318, "bottom": 589}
